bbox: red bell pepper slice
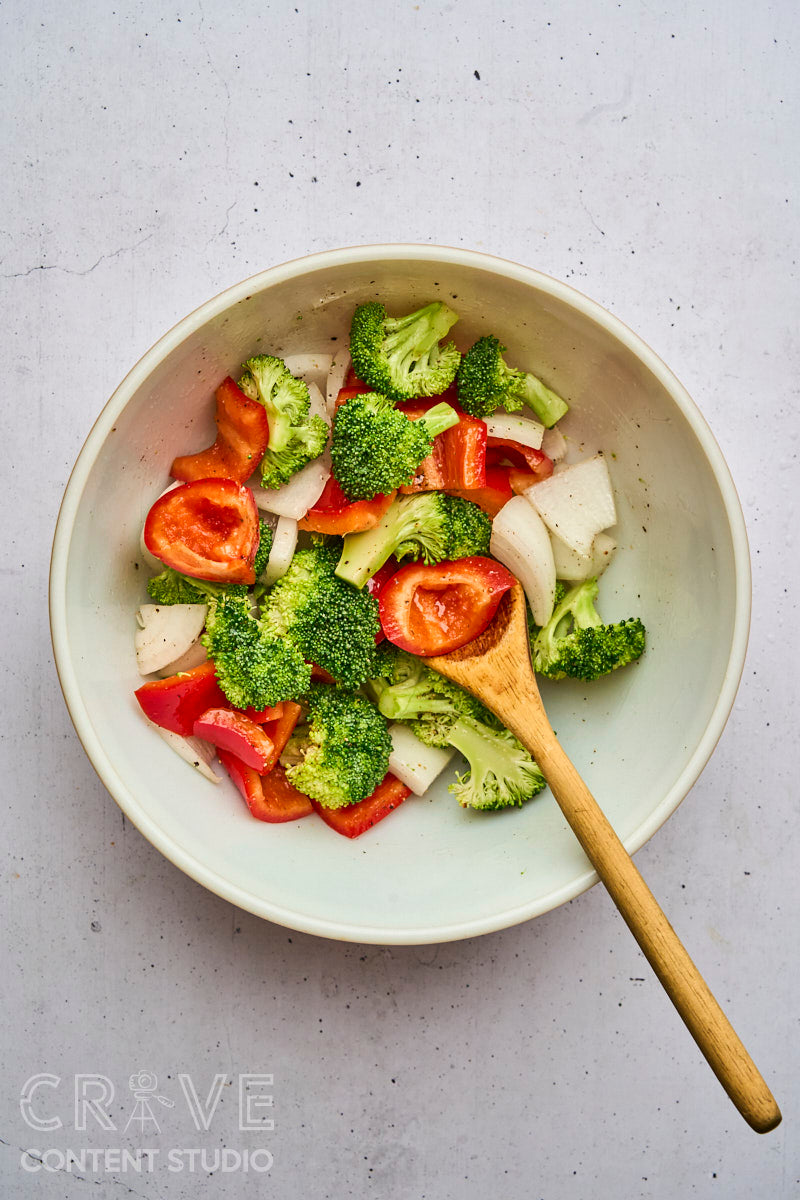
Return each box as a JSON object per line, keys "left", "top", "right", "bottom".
{"left": 170, "top": 378, "right": 270, "bottom": 485}
{"left": 242, "top": 702, "right": 284, "bottom": 724}
{"left": 193, "top": 707, "right": 275, "bottom": 772}
{"left": 312, "top": 773, "right": 411, "bottom": 838}
{"left": 447, "top": 465, "right": 513, "bottom": 517}
{"left": 144, "top": 478, "right": 261, "bottom": 584}
{"left": 379, "top": 557, "right": 516, "bottom": 656}
{"left": 217, "top": 751, "right": 313, "bottom": 823}
{"left": 260, "top": 700, "right": 303, "bottom": 774}
{"left": 486, "top": 439, "right": 553, "bottom": 481}
{"left": 344, "top": 367, "right": 371, "bottom": 389}
{"left": 298, "top": 474, "right": 396, "bottom": 535}
{"left": 397, "top": 398, "right": 486, "bottom": 492}
{"left": 135, "top": 661, "right": 228, "bottom": 737}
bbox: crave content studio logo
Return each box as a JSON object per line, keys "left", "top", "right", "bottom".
{"left": 18, "top": 1072, "right": 275, "bottom": 1177}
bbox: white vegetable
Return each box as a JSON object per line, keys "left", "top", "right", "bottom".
{"left": 326, "top": 346, "right": 351, "bottom": 417}
{"left": 249, "top": 382, "right": 331, "bottom": 519}
{"left": 388, "top": 724, "right": 455, "bottom": 796}
{"left": 135, "top": 603, "right": 207, "bottom": 676}
{"left": 142, "top": 715, "right": 220, "bottom": 784}
{"left": 483, "top": 413, "right": 544, "bottom": 450}
{"left": 550, "top": 531, "right": 617, "bottom": 582}
{"left": 264, "top": 516, "right": 298, "bottom": 586}
{"left": 541, "top": 425, "right": 567, "bottom": 462}
{"left": 490, "top": 497, "right": 556, "bottom": 626}
{"left": 282, "top": 351, "right": 334, "bottom": 393}
{"left": 523, "top": 454, "right": 616, "bottom": 557}
{"left": 157, "top": 639, "right": 209, "bottom": 677}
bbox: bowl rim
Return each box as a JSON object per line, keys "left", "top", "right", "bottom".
{"left": 49, "top": 243, "right": 752, "bottom": 944}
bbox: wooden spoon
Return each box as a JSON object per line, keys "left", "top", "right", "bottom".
{"left": 427, "top": 585, "right": 781, "bottom": 1133}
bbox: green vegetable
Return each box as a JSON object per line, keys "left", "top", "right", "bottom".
{"left": 201, "top": 591, "right": 311, "bottom": 710}
{"left": 366, "top": 644, "right": 544, "bottom": 810}
{"left": 445, "top": 718, "right": 546, "bottom": 810}
{"left": 335, "top": 492, "right": 491, "bottom": 589}
{"left": 261, "top": 540, "right": 381, "bottom": 689}
{"left": 284, "top": 684, "right": 391, "bottom": 808}
{"left": 456, "top": 335, "right": 569, "bottom": 427}
{"left": 239, "top": 355, "right": 328, "bottom": 489}
{"left": 530, "top": 578, "right": 646, "bottom": 680}
{"left": 349, "top": 301, "right": 461, "bottom": 400}
{"left": 330, "top": 392, "right": 459, "bottom": 500}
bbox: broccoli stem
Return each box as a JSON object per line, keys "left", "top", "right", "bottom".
{"left": 385, "top": 302, "right": 459, "bottom": 361}
{"left": 417, "top": 401, "right": 460, "bottom": 440}
{"left": 520, "top": 374, "right": 569, "bottom": 428}
{"left": 334, "top": 508, "right": 412, "bottom": 589}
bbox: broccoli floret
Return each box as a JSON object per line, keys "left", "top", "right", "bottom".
{"left": 202, "top": 591, "right": 311, "bottom": 710}
{"left": 330, "top": 392, "right": 460, "bottom": 500}
{"left": 457, "top": 335, "right": 569, "bottom": 427}
{"left": 240, "top": 355, "right": 328, "bottom": 489}
{"left": 446, "top": 717, "right": 546, "bottom": 810}
{"left": 366, "top": 646, "right": 544, "bottom": 810}
{"left": 349, "top": 301, "right": 461, "bottom": 400}
{"left": 283, "top": 684, "right": 391, "bottom": 808}
{"left": 146, "top": 569, "right": 247, "bottom": 605}
{"left": 366, "top": 643, "right": 492, "bottom": 739}
{"left": 147, "top": 568, "right": 206, "bottom": 605}
{"left": 253, "top": 519, "right": 274, "bottom": 577}
{"left": 531, "top": 578, "right": 646, "bottom": 681}
{"left": 261, "top": 540, "right": 381, "bottom": 689}
{"left": 335, "top": 493, "right": 491, "bottom": 589}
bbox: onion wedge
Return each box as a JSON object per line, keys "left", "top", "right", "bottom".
{"left": 264, "top": 516, "right": 298, "bottom": 586}
{"left": 522, "top": 454, "right": 616, "bottom": 557}
{"left": 484, "top": 413, "right": 545, "bottom": 449}
{"left": 142, "top": 716, "right": 220, "bottom": 784}
{"left": 135, "top": 603, "right": 207, "bottom": 676}
{"left": 490, "top": 496, "right": 556, "bottom": 626}
{"left": 388, "top": 724, "right": 455, "bottom": 795}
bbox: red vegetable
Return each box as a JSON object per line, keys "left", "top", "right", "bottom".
{"left": 312, "top": 773, "right": 411, "bottom": 838}
{"left": 171, "top": 377, "right": 270, "bottom": 484}
{"left": 260, "top": 701, "right": 303, "bottom": 774}
{"left": 379, "top": 557, "right": 516, "bottom": 656}
{"left": 447, "top": 465, "right": 513, "bottom": 517}
{"left": 143, "top": 478, "right": 260, "bottom": 584}
{"left": 398, "top": 398, "right": 486, "bottom": 491}
{"left": 217, "top": 751, "right": 313, "bottom": 823}
{"left": 243, "top": 702, "right": 284, "bottom": 724}
{"left": 299, "top": 474, "right": 396, "bottom": 535}
{"left": 135, "top": 661, "right": 228, "bottom": 736}
{"left": 193, "top": 707, "right": 275, "bottom": 772}
{"left": 486, "top": 438, "right": 553, "bottom": 481}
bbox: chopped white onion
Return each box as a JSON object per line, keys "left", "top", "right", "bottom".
{"left": 388, "top": 724, "right": 455, "bottom": 796}
{"left": 264, "top": 516, "right": 298, "bottom": 586}
{"left": 490, "top": 496, "right": 556, "bottom": 626}
{"left": 142, "top": 716, "right": 220, "bottom": 784}
{"left": 326, "top": 346, "right": 352, "bottom": 417}
{"left": 135, "top": 603, "right": 207, "bottom": 676}
{"left": 249, "top": 382, "right": 331, "bottom": 519}
{"left": 282, "top": 351, "right": 334, "bottom": 394}
{"left": 550, "top": 531, "right": 617, "bottom": 582}
{"left": 541, "top": 425, "right": 567, "bottom": 462}
{"left": 522, "top": 454, "right": 617, "bottom": 557}
{"left": 483, "top": 413, "right": 545, "bottom": 450}
{"left": 157, "top": 639, "right": 209, "bottom": 677}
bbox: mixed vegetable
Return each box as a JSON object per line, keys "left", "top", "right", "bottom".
{"left": 134, "top": 300, "right": 646, "bottom": 837}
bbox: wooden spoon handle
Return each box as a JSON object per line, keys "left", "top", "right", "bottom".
{"left": 517, "top": 719, "right": 781, "bottom": 1133}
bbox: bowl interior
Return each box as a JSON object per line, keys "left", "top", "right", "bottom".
{"left": 51, "top": 248, "right": 748, "bottom": 943}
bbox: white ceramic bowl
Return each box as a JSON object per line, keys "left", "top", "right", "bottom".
{"left": 50, "top": 245, "right": 750, "bottom": 944}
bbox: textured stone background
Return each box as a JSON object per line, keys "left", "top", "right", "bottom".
{"left": 2, "top": 1, "right": 798, "bottom": 1196}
